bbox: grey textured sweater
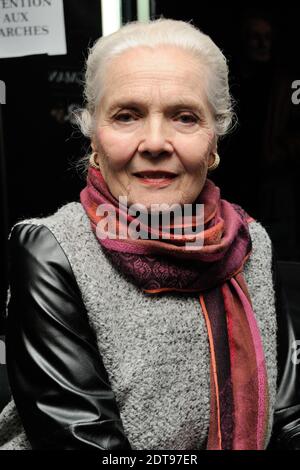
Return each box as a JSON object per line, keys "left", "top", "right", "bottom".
{"left": 0, "top": 202, "right": 278, "bottom": 450}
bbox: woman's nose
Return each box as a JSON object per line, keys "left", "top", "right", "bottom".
{"left": 137, "top": 116, "right": 173, "bottom": 157}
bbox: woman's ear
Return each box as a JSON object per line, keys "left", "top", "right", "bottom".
{"left": 90, "top": 140, "right": 102, "bottom": 170}
{"left": 208, "top": 152, "right": 215, "bottom": 167}
{"left": 209, "top": 137, "right": 218, "bottom": 165}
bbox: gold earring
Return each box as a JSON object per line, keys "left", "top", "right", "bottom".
{"left": 89, "top": 152, "right": 100, "bottom": 170}
{"left": 208, "top": 152, "right": 220, "bottom": 172}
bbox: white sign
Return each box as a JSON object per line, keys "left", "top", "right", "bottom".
{"left": 0, "top": 0, "right": 67, "bottom": 58}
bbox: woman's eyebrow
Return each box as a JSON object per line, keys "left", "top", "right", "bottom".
{"left": 106, "top": 99, "right": 205, "bottom": 114}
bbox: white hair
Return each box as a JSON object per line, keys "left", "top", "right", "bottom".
{"left": 74, "top": 17, "right": 236, "bottom": 149}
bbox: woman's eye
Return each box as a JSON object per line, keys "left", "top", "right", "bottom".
{"left": 114, "top": 112, "right": 136, "bottom": 122}
{"left": 177, "top": 114, "right": 199, "bottom": 124}
{"left": 113, "top": 112, "right": 199, "bottom": 125}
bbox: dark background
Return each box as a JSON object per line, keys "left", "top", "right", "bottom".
{"left": 1, "top": 2, "right": 300, "bottom": 332}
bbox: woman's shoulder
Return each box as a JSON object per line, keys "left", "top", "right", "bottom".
{"left": 8, "top": 201, "right": 92, "bottom": 251}
{"left": 229, "top": 202, "right": 273, "bottom": 264}
{"left": 229, "top": 201, "right": 273, "bottom": 269}
{"left": 6, "top": 203, "right": 93, "bottom": 331}
{"left": 9, "top": 201, "right": 87, "bottom": 237}
{"left": 247, "top": 219, "right": 273, "bottom": 261}
{"left": 7, "top": 201, "right": 87, "bottom": 280}
{"left": 243, "top": 218, "right": 274, "bottom": 291}
{"left": 7, "top": 201, "right": 94, "bottom": 285}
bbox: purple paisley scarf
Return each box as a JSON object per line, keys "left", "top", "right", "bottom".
{"left": 80, "top": 166, "right": 270, "bottom": 450}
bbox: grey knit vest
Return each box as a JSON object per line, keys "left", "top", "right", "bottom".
{"left": 0, "top": 202, "right": 278, "bottom": 450}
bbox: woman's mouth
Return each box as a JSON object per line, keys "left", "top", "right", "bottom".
{"left": 133, "top": 171, "right": 178, "bottom": 187}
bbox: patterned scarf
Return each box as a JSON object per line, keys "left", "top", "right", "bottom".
{"left": 80, "top": 166, "right": 269, "bottom": 449}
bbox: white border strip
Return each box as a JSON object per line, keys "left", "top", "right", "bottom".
{"left": 101, "top": 0, "right": 122, "bottom": 36}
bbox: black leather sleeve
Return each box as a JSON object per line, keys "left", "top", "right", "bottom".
{"left": 5, "top": 223, "right": 132, "bottom": 450}
{"left": 266, "top": 246, "right": 300, "bottom": 449}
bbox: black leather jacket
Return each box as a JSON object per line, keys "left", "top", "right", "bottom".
{"left": 4, "top": 223, "right": 300, "bottom": 450}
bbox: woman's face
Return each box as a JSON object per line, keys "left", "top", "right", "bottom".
{"left": 92, "top": 45, "right": 217, "bottom": 210}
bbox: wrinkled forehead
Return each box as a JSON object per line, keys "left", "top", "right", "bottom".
{"left": 99, "top": 45, "right": 210, "bottom": 111}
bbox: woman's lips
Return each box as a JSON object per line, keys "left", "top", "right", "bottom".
{"left": 133, "top": 175, "right": 177, "bottom": 187}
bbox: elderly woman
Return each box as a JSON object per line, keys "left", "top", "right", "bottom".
{"left": 0, "top": 18, "right": 299, "bottom": 451}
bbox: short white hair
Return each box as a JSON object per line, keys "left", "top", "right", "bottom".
{"left": 74, "top": 17, "right": 236, "bottom": 144}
